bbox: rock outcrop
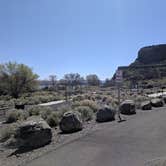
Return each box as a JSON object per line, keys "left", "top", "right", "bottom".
{"left": 132, "top": 44, "right": 166, "bottom": 66}
{"left": 115, "top": 44, "right": 166, "bottom": 84}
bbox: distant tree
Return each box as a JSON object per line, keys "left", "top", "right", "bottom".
{"left": 49, "top": 75, "right": 57, "bottom": 90}
{"left": 103, "top": 78, "right": 112, "bottom": 87}
{"left": 62, "top": 73, "right": 85, "bottom": 97}
{"left": 86, "top": 74, "right": 100, "bottom": 86}
{"left": 64, "top": 73, "right": 83, "bottom": 88}
{"left": 0, "top": 62, "right": 39, "bottom": 98}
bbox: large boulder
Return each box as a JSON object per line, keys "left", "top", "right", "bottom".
{"left": 162, "top": 95, "right": 166, "bottom": 103}
{"left": 96, "top": 106, "right": 115, "bottom": 122}
{"left": 141, "top": 101, "right": 152, "bottom": 110}
{"left": 120, "top": 100, "right": 136, "bottom": 115}
{"left": 151, "top": 98, "right": 164, "bottom": 107}
{"left": 14, "top": 116, "right": 52, "bottom": 149}
{"left": 59, "top": 111, "right": 83, "bottom": 133}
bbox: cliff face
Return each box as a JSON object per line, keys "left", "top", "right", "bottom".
{"left": 116, "top": 44, "right": 166, "bottom": 86}
{"left": 131, "top": 44, "right": 166, "bottom": 66}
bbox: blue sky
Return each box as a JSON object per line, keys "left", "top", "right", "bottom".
{"left": 0, "top": 0, "right": 166, "bottom": 80}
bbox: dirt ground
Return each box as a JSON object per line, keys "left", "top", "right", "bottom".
{"left": 0, "top": 118, "right": 99, "bottom": 166}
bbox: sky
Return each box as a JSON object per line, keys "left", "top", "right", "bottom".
{"left": 0, "top": 0, "right": 166, "bottom": 80}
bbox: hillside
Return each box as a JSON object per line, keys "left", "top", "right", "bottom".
{"left": 117, "top": 44, "right": 166, "bottom": 87}
{"left": 130, "top": 44, "right": 166, "bottom": 66}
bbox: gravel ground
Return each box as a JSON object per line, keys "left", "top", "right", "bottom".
{"left": 1, "top": 106, "right": 166, "bottom": 166}
{"left": 25, "top": 107, "right": 166, "bottom": 166}
{"left": 0, "top": 117, "right": 100, "bottom": 166}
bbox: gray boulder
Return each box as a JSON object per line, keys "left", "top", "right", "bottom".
{"left": 96, "top": 106, "right": 115, "bottom": 122}
{"left": 120, "top": 100, "right": 136, "bottom": 115}
{"left": 151, "top": 98, "right": 164, "bottom": 107}
{"left": 15, "top": 116, "right": 52, "bottom": 149}
{"left": 141, "top": 101, "right": 152, "bottom": 110}
{"left": 59, "top": 111, "right": 83, "bottom": 133}
{"left": 162, "top": 95, "right": 166, "bottom": 104}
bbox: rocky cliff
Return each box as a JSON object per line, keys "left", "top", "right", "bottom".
{"left": 130, "top": 44, "right": 166, "bottom": 66}
{"left": 116, "top": 44, "right": 166, "bottom": 87}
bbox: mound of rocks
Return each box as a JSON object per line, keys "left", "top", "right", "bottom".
{"left": 141, "top": 101, "right": 152, "bottom": 110}
{"left": 15, "top": 116, "right": 52, "bottom": 149}
{"left": 59, "top": 111, "right": 83, "bottom": 133}
{"left": 120, "top": 100, "right": 136, "bottom": 115}
{"left": 96, "top": 106, "right": 115, "bottom": 123}
{"left": 151, "top": 98, "right": 164, "bottom": 107}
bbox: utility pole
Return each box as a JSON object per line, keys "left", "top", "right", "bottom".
{"left": 65, "top": 84, "right": 68, "bottom": 101}
{"left": 117, "top": 83, "right": 122, "bottom": 121}
{"left": 115, "top": 69, "right": 123, "bottom": 122}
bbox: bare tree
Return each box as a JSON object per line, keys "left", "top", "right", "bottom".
{"left": 86, "top": 74, "right": 100, "bottom": 86}
{"left": 49, "top": 75, "right": 57, "bottom": 90}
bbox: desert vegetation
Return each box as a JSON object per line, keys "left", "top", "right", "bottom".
{"left": 1, "top": 56, "right": 166, "bottom": 166}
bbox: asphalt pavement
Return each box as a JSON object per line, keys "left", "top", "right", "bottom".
{"left": 25, "top": 107, "right": 166, "bottom": 166}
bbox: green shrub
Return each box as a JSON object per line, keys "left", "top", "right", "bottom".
{"left": 15, "top": 98, "right": 25, "bottom": 104}
{"left": 0, "top": 95, "right": 12, "bottom": 101}
{"left": 102, "top": 96, "right": 113, "bottom": 104}
{"left": 0, "top": 100, "right": 14, "bottom": 109}
{"left": 25, "top": 96, "right": 41, "bottom": 105}
{"left": 109, "top": 100, "right": 118, "bottom": 110}
{"left": 46, "top": 112, "right": 60, "bottom": 127}
{"left": 57, "top": 107, "right": 70, "bottom": 119}
{"left": 6, "top": 109, "right": 28, "bottom": 123}
{"left": 135, "top": 95, "right": 149, "bottom": 109}
{"left": 74, "top": 106, "right": 93, "bottom": 122}
{"left": 28, "top": 106, "right": 60, "bottom": 127}
{"left": 94, "top": 94, "right": 103, "bottom": 100}
{"left": 72, "top": 95, "right": 85, "bottom": 102}
{"left": 40, "top": 107, "right": 53, "bottom": 120}
{"left": 28, "top": 106, "right": 42, "bottom": 116}
{"left": 81, "top": 100, "right": 99, "bottom": 112}
{"left": 0, "top": 124, "right": 17, "bottom": 142}
{"left": 16, "top": 91, "right": 62, "bottom": 105}
{"left": 28, "top": 105, "right": 53, "bottom": 116}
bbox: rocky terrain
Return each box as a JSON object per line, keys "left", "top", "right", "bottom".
{"left": 115, "top": 44, "right": 166, "bottom": 87}
{"left": 131, "top": 44, "right": 166, "bottom": 66}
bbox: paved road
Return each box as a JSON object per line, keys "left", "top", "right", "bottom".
{"left": 26, "top": 108, "right": 166, "bottom": 166}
